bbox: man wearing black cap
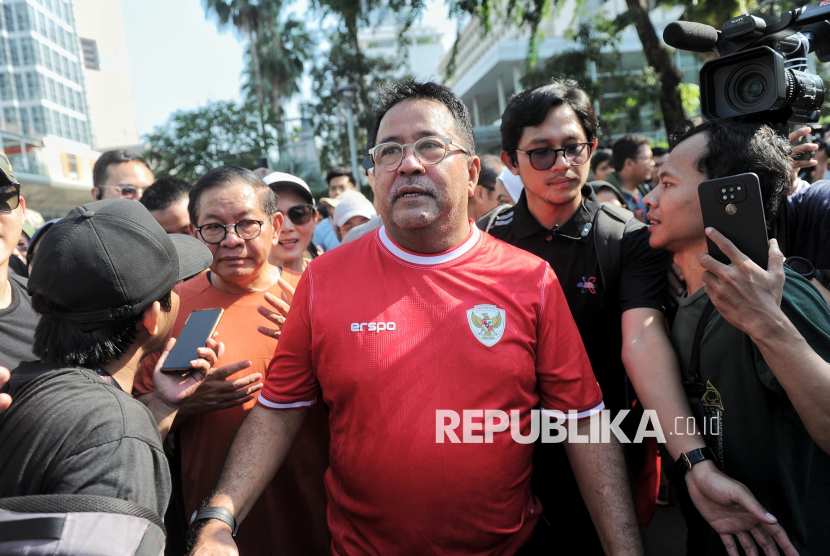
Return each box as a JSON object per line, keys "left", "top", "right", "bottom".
{"left": 0, "top": 199, "right": 218, "bottom": 522}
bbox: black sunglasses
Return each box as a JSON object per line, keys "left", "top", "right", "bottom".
{"left": 0, "top": 183, "right": 20, "bottom": 213}
{"left": 284, "top": 204, "right": 316, "bottom": 226}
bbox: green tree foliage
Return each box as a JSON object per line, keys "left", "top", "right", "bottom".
{"left": 520, "top": 18, "right": 661, "bottom": 139}
{"left": 302, "top": 28, "right": 399, "bottom": 171}
{"left": 144, "top": 100, "right": 279, "bottom": 183}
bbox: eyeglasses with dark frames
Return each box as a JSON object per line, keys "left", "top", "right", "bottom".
{"left": 195, "top": 219, "right": 266, "bottom": 244}
{"left": 282, "top": 204, "right": 316, "bottom": 226}
{"left": 0, "top": 183, "right": 20, "bottom": 212}
{"left": 369, "top": 136, "right": 470, "bottom": 171}
{"left": 516, "top": 143, "right": 593, "bottom": 171}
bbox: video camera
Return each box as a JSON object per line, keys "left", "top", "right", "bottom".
{"left": 664, "top": 2, "right": 830, "bottom": 125}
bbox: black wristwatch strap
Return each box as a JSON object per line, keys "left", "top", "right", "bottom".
{"left": 674, "top": 447, "right": 717, "bottom": 479}
{"left": 189, "top": 506, "right": 239, "bottom": 537}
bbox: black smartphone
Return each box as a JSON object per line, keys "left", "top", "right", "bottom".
{"left": 698, "top": 173, "right": 769, "bottom": 270}
{"left": 161, "top": 308, "right": 224, "bottom": 373}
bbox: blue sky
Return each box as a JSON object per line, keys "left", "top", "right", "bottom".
{"left": 122, "top": 0, "right": 456, "bottom": 139}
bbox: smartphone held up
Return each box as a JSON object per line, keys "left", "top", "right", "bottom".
{"left": 161, "top": 308, "right": 224, "bottom": 373}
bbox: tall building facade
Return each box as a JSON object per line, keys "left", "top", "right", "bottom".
{"left": 0, "top": 0, "right": 139, "bottom": 217}
{"left": 73, "top": 0, "right": 139, "bottom": 151}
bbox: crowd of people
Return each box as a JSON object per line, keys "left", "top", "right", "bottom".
{"left": 0, "top": 77, "right": 829, "bottom": 556}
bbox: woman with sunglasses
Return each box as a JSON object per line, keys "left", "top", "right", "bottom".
{"left": 263, "top": 173, "right": 319, "bottom": 279}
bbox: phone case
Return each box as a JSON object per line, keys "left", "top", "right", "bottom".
{"left": 698, "top": 173, "right": 769, "bottom": 270}
{"left": 161, "top": 308, "right": 225, "bottom": 373}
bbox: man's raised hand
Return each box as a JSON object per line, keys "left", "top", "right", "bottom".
{"left": 700, "top": 228, "right": 786, "bottom": 336}
{"left": 256, "top": 277, "right": 295, "bottom": 339}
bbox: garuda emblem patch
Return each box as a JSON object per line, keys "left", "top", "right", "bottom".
{"left": 466, "top": 304, "right": 506, "bottom": 347}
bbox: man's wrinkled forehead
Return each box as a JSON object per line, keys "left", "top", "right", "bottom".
{"left": 377, "top": 99, "right": 459, "bottom": 145}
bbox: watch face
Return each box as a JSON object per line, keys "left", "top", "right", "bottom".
{"left": 787, "top": 256, "right": 814, "bottom": 278}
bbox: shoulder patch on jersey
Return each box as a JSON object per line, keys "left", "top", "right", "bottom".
{"left": 466, "top": 304, "right": 507, "bottom": 346}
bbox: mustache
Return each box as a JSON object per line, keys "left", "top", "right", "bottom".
{"left": 390, "top": 177, "right": 439, "bottom": 198}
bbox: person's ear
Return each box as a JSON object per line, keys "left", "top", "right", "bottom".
{"left": 467, "top": 156, "right": 480, "bottom": 198}
{"left": 91, "top": 187, "right": 101, "bottom": 201}
{"left": 500, "top": 151, "right": 519, "bottom": 175}
{"left": 187, "top": 223, "right": 197, "bottom": 238}
{"left": 140, "top": 301, "right": 162, "bottom": 337}
{"left": 272, "top": 212, "right": 284, "bottom": 238}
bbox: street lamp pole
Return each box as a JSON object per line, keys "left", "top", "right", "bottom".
{"left": 337, "top": 84, "right": 360, "bottom": 192}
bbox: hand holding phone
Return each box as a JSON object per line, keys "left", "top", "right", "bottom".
{"left": 698, "top": 173, "right": 769, "bottom": 270}
{"left": 161, "top": 308, "right": 225, "bottom": 373}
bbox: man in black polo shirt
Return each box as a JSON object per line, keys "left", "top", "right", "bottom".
{"left": 483, "top": 79, "right": 797, "bottom": 555}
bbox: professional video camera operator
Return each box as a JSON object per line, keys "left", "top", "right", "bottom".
{"left": 662, "top": 5, "right": 830, "bottom": 555}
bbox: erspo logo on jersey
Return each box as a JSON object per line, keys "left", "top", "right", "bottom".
{"left": 350, "top": 322, "right": 397, "bottom": 333}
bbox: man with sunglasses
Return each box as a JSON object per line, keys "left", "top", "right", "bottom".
{"left": 134, "top": 166, "right": 330, "bottom": 555}
{"left": 485, "top": 79, "right": 795, "bottom": 554}
{"left": 191, "top": 80, "right": 643, "bottom": 555}
{"left": 91, "top": 149, "right": 155, "bottom": 202}
{"left": 0, "top": 152, "right": 37, "bottom": 372}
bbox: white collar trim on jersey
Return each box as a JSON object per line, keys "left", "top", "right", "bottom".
{"left": 378, "top": 223, "right": 480, "bottom": 266}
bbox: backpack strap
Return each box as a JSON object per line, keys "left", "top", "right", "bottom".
{"left": 593, "top": 203, "right": 636, "bottom": 298}
{"left": 476, "top": 204, "right": 514, "bottom": 233}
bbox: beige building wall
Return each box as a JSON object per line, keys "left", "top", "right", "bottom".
{"left": 72, "top": 0, "right": 139, "bottom": 150}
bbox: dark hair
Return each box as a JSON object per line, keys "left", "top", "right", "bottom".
{"left": 590, "top": 149, "right": 613, "bottom": 173}
{"left": 501, "top": 78, "right": 597, "bottom": 164}
{"left": 370, "top": 79, "right": 476, "bottom": 156}
{"left": 674, "top": 120, "right": 792, "bottom": 218}
{"left": 32, "top": 291, "right": 172, "bottom": 369}
{"left": 93, "top": 150, "right": 152, "bottom": 187}
{"left": 478, "top": 154, "right": 505, "bottom": 190}
{"left": 325, "top": 168, "right": 356, "bottom": 187}
{"left": 189, "top": 166, "right": 278, "bottom": 225}
{"left": 652, "top": 146, "right": 669, "bottom": 157}
{"left": 140, "top": 177, "right": 193, "bottom": 212}
{"left": 612, "top": 135, "right": 651, "bottom": 172}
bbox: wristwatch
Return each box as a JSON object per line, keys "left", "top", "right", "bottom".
{"left": 188, "top": 506, "right": 239, "bottom": 537}
{"left": 674, "top": 447, "right": 717, "bottom": 479}
{"left": 786, "top": 256, "right": 815, "bottom": 280}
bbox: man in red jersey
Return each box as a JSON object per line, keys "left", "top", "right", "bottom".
{"left": 190, "top": 80, "right": 643, "bottom": 556}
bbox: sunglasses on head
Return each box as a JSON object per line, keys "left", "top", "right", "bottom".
{"left": 284, "top": 204, "right": 316, "bottom": 226}
{"left": 0, "top": 183, "right": 20, "bottom": 212}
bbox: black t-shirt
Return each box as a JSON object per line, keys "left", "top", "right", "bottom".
{"left": 788, "top": 180, "right": 830, "bottom": 269}
{"left": 0, "top": 275, "right": 38, "bottom": 370}
{"left": 0, "top": 362, "right": 171, "bottom": 519}
{"left": 482, "top": 186, "right": 667, "bottom": 412}
{"left": 481, "top": 187, "right": 667, "bottom": 554}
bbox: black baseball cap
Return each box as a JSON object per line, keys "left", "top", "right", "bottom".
{"left": 28, "top": 199, "right": 212, "bottom": 330}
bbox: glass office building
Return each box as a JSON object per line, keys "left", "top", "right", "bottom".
{"left": 0, "top": 0, "right": 91, "bottom": 146}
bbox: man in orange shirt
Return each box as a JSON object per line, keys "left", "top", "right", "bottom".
{"left": 135, "top": 166, "right": 330, "bottom": 555}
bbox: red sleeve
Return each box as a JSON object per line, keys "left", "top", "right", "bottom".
{"left": 535, "top": 264, "right": 604, "bottom": 419}
{"left": 258, "top": 268, "right": 319, "bottom": 409}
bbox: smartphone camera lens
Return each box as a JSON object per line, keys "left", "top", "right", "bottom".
{"left": 730, "top": 194, "right": 735, "bottom": 199}
{"left": 722, "top": 195, "right": 728, "bottom": 200}
{"left": 721, "top": 188, "right": 726, "bottom": 193}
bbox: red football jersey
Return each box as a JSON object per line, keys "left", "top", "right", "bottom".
{"left": 260, "top": 221, "right": 603, "bottom": 555}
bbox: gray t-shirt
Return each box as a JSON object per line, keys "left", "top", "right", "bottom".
{"left": 0, "top": 275, "right": 38, "bottom": 369}
{"left": 0, "top": 362, "right": 171, "bottom": 519}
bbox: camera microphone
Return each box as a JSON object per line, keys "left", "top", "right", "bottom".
{"left": 664, "top": 21, "right": 719, "bottom": 52}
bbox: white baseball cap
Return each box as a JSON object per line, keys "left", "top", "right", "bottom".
{"left": 333, "top": 190, "right": 376, "bottom": 228}
{"left": 262, "top": 172, "right": 314, "bottom": 205}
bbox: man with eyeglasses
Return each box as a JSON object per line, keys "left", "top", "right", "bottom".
{"left": 0, "top": 152, "right": 37, "bottom": 372}
{"left": 190, "top": 80, "right": 643, "bottom": 555}
{"left": 134, "top": 166, "right": 331, "bottom": 555}
{"left": 484, "top": 79, "right": 796, "bottom": 555}
{"left": 91, "top": 149, "right": 155, "bottom": 202}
